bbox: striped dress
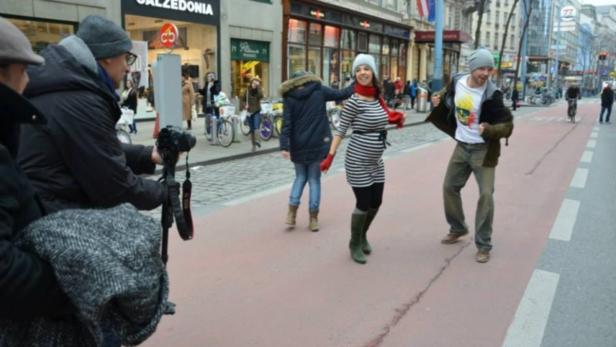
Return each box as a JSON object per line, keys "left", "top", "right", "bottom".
{"left": 335, "top": 95, "right": 389, "bottom": 187}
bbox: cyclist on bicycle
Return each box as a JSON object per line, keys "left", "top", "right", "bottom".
{"left": 565, "top": 84, "right": 581, "bottom": 120}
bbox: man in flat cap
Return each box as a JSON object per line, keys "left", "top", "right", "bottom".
{"left": 0, "top": 16, "right": 71, "bottom": 320}
{"left": 18, "top": 15, "right": 165, "bottom": 215}
{"left": 426, "top": 48, "right": 514, "bottom": 263}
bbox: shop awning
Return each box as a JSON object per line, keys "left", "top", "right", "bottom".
{"left": 413, "top": 30, "right": 471, "bottom": 43}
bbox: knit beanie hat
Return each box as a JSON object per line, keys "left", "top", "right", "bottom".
{"left": 468, "top": 48, "right": 495, "bottom": 71}
{"left": 76, "top": 15, "right": 132, "bottom": 59}
{"left": 352, "top": 54, "right": 377, "bottom": 75}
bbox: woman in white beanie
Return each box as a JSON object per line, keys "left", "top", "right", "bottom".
{"left": 320, "top": 54, "right": 404, "bottom": 264}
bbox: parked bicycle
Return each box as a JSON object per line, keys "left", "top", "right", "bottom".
{"left": 116, "top": 107, "right": 133, "bottom": 144}
{"left": 326, "top": 101, "right": 342, "bottom": 132}
{"left": 205, "top": 104, "right": 235, "bottom": 147}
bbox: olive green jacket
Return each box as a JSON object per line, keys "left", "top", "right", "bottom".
{"left": 425, "top": 74, "right": 514, "bottom": 167}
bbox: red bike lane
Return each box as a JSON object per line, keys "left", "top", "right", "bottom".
{"left": 143, "top": 102, "right": 598, "bottom": 347}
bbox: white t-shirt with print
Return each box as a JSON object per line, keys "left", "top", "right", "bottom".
{"left": 454, "top": 75, "right": 487, "bottom": 144}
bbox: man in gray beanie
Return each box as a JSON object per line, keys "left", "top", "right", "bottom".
{"left": 18, "top": 14, "right": 165, "bottom": 214}
{"left": 426, "top": 47, "right": 514, "bottom": 263}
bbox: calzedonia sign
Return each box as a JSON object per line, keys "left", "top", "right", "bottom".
{"left": 136, "top": 0, "right": 214, "bottom": 15}
{"left": 125, "top": 0, "right": 220, "bottom": 26}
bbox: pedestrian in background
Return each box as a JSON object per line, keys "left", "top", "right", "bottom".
{"left": 200, "top": 71, "right": 221, "bottom": 136}
{"left": 410, "top": 79, "right": 418, "bottom": 110}
{"left": 511, "top": 87, "right": 519, "bottom": 111}
{"left": 0, "top": 15, "right": 72, "bottom": 321}
{"left": 182, "top": 70, "right": 195, "bottom": 130}
{"left": 241, "top": 77, "right": 264, "bottom": 152}
{"left": 320, "top": 54, "right": 404, "bottom": 264}
{"left": 427, "top": 48, "right": 513, "bottom": 264}
{"left": 121, "top": 79, "right": 138, "bottom": 133}
{"left": 599, "top": 83, "right": 614, "bottom": 124}
{"left": 279, "top": 71, "right": 354, "bottom": 231}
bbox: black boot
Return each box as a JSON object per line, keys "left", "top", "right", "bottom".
{"left": 361, "top": 208, "right": 378, "bottom": 255}
{"left": 350, "top": 210, "right": 367, "bottom": 264}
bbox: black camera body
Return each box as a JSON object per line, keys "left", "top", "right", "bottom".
{"left": 156, "top": 126, "right": 196, "bottom": 161}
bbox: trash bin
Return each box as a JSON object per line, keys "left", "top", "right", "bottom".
{"left": 417, "top": 88, "right": 429, "bottom": 113}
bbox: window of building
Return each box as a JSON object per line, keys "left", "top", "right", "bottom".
{"left": 369, "top": 34, "right": 381, "bottom": 54}
{"left": 288, "top": 19, "right": 307, "bottom": 43}
{"left": 308, "top": 23, "right": 322, "bottom": 46}
{"left": 8, "top": 17, "right": 75, "bottom": 53}
{"left": 494, "top": 33, "right": 499, "bottom": 49}
{"left": 511, "top": 34, "right": 515, "bottom": 50}
{"left": 383, "top": 0, "right": 397, "bottom": 11}
{"left": 341, "top": 29, "right": 356, "bottom": 51}
{"left": 357, "top": 32, "right": 368, "bottom": 52}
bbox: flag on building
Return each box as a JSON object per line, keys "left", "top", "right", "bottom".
{"left": 416, "top": 0, "right": 429, "bottom": 18}
{"left": 417, "top": 0, "right": 436, "bottom": 22}
{"left": 428, "top": 0, "right": 435, "bottom": 22}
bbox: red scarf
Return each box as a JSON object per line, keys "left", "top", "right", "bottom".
{"left": 354, "top": 84, "right": 404, "bottom": 128}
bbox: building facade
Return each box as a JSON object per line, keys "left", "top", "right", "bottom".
{"left": 282, "top": 0, "right": 411, "bottom": 88}
{"left": 470, "top": 0, "right": 520, "bottom": 79}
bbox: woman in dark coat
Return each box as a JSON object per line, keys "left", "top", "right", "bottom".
{"left": 279, "top": 71, "right": 353, "bottom": 231}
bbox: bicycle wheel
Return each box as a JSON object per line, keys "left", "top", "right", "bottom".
{"left": 116, "top": 129, "right": 132, "bottom": 144}
{"left": 240, "top": 113, "right": 251, "bottom": 136}
{"left": 329, "top": 108, "right": 341, "bottom": 131}
{"left": 273, "top": 115, "right": 283, "bottom": 137}
{"left": 217, "top": 119, "right": 235, "bottom": 147}
{"left": 259, "top": 116, "right": 273, "bottom": 141}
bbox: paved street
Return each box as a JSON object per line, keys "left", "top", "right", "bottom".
{"left": 136, "top": 97, "right": 616, "bottom": 347}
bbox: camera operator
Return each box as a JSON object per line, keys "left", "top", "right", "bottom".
{"left": 18, "top": 15, "right": 165, "bottom": 214}
{"left": 0, "top": 16, "right": 71, "bottom": 320}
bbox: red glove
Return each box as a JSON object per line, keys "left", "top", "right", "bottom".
{"left": 320, "top": 153, "right": 335, "bottom": 172}
{"left": 388, "top": 111, "right": 405, "bottom": 129}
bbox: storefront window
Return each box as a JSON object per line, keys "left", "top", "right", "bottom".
{"left": 357, "top": 32, "right": 368, "bottom": 52}
{"left": 341, "top": 49, "right": 354, "bottom": 83}
{"left": 307, "top": 47, "right": 321, "bottom": 77}
{"left": 391, "top": 39, "right": 399, "bottom": 56}
{"left": 323, "top": 48, "right": 340, "bottom": 87}
{"left": 381, "top": 55, "right": 390, "bottom": 80}
{"left": 308, "top": 23, "right": 322, "bottom": 46}
{"left": 8, "top": 18, "right": 74, "bottom": 53}
{"left": 230, "top": 39, "right": 270, "bottom": 98}
{"left": 288, "top": 19, "right": 307, "bottom": 43}
{"left": 369, "top": 34, "right": 381, "bottom": 54}
{"left": 125, "top": 14, "right": 218, "bottom": 118}
{"left": 324, "top": 26, "right": 340, "bottom": 47}
{"left": 382, "top": 37, "right": 390, "bottom": 55}
{"left": 341, "top": 29, "right": 356, "bottom": 51}
{"left": 288, "top": 43, "right": 306, "bottom": 76}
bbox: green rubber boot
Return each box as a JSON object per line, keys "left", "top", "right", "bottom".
{"left": 350, "top": 210, "right": 368, "bottom": 264}
{"left": 361, "top": 208, "right": 378, "bottom": 255}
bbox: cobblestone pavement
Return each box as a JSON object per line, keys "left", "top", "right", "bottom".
{"left": 143, "top": 103, "right": 546, "bottom": 219}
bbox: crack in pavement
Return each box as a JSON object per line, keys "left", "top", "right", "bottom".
{"left": 525, "top": 118, "right": 579, "bottom": 176}
{"left": 362, "top": 241, "right": 473, "bottom": 347}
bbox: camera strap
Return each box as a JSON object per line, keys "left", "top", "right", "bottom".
{"left": 180, "top": 154, "right": 194, "bottom": 238}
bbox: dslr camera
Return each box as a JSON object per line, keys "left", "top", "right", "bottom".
{"left": 156, "top": 126, "right": 196, "bottom": 162}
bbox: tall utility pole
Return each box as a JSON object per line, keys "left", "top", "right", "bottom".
{"left": 519, "top": 0, "right": 530, "bottom": 98}
{"left": 433, "top": 0, "right": 445, "bottom": 91}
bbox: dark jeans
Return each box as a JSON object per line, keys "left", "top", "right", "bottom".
{"left": 599, "top": 105, "right": 612, "bottom": 122}
{"left": 443, "top": 142, "right": 495, "bottom": 251}
{"left": 352, "top": 183, "right": 384, "bottom": 211}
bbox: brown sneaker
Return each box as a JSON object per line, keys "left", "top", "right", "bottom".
{"left": 440, "top": 231, "right": 469, "bottom": 244}
{"left": 475, "top": 249, "right": 490, "bottom": 263}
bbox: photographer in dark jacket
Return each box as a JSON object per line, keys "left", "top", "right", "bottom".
{"left": 279, "top": 71, "right": 353, "bottom": 231}
{"left": 18, "top": 15, "right": 165, "bottom": 214}
{"left": 0, "top": 16, "right": 70, "bottom": 320}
